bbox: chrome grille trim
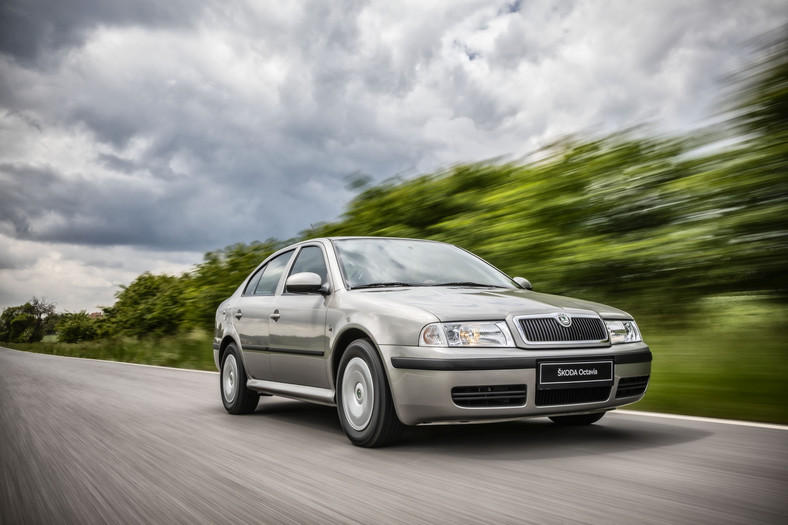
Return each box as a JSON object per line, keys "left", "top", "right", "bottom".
{"left": 514, "top": 314, "right": 609, "bottom": 346}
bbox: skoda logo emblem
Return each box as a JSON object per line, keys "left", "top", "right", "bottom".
{"left": 557, "top": 314, "right": 572, "bottom": 327}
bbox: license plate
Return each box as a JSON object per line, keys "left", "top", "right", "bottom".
{"left": 539, "top": 360, "right": 613, "bottom": 388}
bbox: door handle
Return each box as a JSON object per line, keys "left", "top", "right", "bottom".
{"left": 270, "top": 309, "right": 280, "bottom": 321}
{"left": 234, "top": 309, "right": 243, "bottom": 320}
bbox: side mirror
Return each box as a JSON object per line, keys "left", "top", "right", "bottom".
{"left": 513, "top": 277, "right": 533, "bottom": 290}
{"left": 286, "top": 272, "right": 329, "bottom": 294}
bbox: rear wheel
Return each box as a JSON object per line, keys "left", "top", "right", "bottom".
{"left": 221, "top": 343, "right": 259, "bottom": 414}
{"left": 337, "top": 339, "right": 404, "bottom": 447}
{"left": 549, "top": 411, "right": 606, "bottom": 426}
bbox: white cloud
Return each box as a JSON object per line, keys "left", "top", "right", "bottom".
{"left": 0, "top": 233, "right": 200, "bottom": 311}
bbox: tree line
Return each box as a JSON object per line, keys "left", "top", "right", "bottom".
{"left": 2, "top": 27, "right": 785, "bottom": 344}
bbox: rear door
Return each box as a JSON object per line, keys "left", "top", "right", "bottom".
{"left": 234, "top": 250, "right": 293, "bottom": 380}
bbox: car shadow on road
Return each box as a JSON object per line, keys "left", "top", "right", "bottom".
{"left": 395, "top": 415, "right": 713, "bottom": 460}
{"left": 249, "top": 397, "right": 712, "bottom": 459}
{"left": 251, "top": 396, "right": 343, "bottom": 431}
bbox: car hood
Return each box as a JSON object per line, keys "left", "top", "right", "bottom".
{"left": 352, "top": 287, "right": 631, "bottom": 321}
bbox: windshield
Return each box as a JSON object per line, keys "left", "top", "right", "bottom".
{"left": 332, "top": 238, "right": 517, "bottom": 290}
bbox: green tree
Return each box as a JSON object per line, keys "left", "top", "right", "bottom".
{"left": 0, "top": 297, "right": 57, "bottom": 343}
{"left": 104, "top": 273, "right": 186, "bottom": 337}
{"left": 57, "top": 311, "right": 99, "bottom": 343}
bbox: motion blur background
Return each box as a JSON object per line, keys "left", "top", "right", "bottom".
{"left": 1, "top": 9, "right": 786, "bottom": 424}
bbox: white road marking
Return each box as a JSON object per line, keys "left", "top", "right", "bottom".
{"left": 0, "top": 346, "right": 219, "bottom": 374}
{"left": 617, "top": 409, "right": 788, "bottom": 431}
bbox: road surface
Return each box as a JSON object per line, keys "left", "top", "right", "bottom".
{"left": 1, "top": 347, "right": 786, "bottom": 524}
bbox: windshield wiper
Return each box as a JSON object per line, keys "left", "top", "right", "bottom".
{"left": 431, "top": 282, "right": 498, "bottom": 287}
{"left": 350, "top": 282, "right": 423, "bottom": 289}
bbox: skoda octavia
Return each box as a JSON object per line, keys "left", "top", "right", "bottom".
{"left": 214, "top": 237, "right": 651, "bottom": 447}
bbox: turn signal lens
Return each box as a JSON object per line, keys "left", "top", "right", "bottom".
{"left": 421, "top": 324, "right": 447, "bottom": 346}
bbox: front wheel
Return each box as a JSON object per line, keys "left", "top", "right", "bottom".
{"left": 337, "top": 339, "right": 404, "bottom": 447}
{"left": 220, "top": 344, "right": 259, "bottom": 415}
{"left": 549, "top": 411, "right": 606, "bottom": 426}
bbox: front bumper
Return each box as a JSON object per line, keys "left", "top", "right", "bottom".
{"left": 378, "top": 343, "right": 651, "bottom": 426}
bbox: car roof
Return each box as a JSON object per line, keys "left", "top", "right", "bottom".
{"left": 311, "top": 236, "right": 448, "bottom": 244}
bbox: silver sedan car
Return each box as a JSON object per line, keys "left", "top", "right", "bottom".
{"left": 214, "top": 237, "right": 651, "bottom": 447}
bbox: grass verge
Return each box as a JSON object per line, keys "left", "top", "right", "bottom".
{"left": 626, "top": 295, "right": 787, "bottom": 425}
{"left": 4, "top": 330, "right": 216, "bottom": 371}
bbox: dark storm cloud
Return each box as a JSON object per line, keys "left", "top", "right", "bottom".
{"left": 96, "top": 153, "right": 142, "bottom": 174}
{"left": 0, "top": 161, "right": 249, "bottom": 251}
{"left": 0, "top": 147, "right": 358, "bottom": 254}
{"left": 0, "top": 0, "right": 417, "bottom": 253}
{"left": 0, "top": 0, "right": 216, "bottom": 65}
{"left": 0, "top": 162, "right": 168, "bottom": 246}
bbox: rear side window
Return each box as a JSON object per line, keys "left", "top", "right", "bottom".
{"left": 244, "top": 250, "right": 294, "bottom": 296}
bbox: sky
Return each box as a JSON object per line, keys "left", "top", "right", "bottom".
{"left": 1, "top": 0, "right": 786, "bottom": 313}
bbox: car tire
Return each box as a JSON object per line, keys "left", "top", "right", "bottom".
{"left": 337, "top": 338, "right": 404, "bottom": 447}
{"left": 549, "top": 411, "right": 606, "bottom": 426}
{"left": 220, "top": 343, "right": 259, "bottom": 415}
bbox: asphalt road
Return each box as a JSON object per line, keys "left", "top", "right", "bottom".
{"left": 1, "top": 347, "right": 786, "bottom": 525}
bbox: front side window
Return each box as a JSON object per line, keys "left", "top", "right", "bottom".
{"left": 252, "top": 250, "right": 294, "bottom": 295}
{"left": 289, "top": 246, "right": 328, "bottom": 283}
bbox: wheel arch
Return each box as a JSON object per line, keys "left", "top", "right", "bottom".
{"left": 331, "top": 327, "right": 376, "bottom": 386}
{"left": 219, "top": 335, "right": 241, "bottom": 371}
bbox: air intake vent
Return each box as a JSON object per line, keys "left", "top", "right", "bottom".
{"left": 535, "top": 386, "right": 611, "bottom": 406}
{"left": 517, "top": 316, "right": 608, "bottom": 344}
{"left": 452, "top": 385, "right": 527, "bottom": 408}
{"left": 615, "top": 376, "right": 650, "bottom": 398}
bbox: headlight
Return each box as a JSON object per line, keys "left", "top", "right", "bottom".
{"left": 605, "top": 320, "right": 642, "bottom": 344}
{"left": 420, "top": 321, "right": 514, "bottom": 347}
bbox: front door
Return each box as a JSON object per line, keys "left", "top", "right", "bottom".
{"left": 268, "top": 245, "right": 331, "bottom": 388}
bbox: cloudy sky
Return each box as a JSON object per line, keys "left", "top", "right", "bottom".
{"left": 1, "top": 0, "right": 785, "bottom": 312}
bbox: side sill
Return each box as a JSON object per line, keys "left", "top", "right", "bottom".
{"left": 246, "top": 379, "right": 336, "bottom": 406}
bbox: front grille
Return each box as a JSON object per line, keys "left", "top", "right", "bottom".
{"left": 535, "top": 386, "right": 611, "bottom": 406}
{"left": 518, "top": 316, "right": 608, "bottom": 344}
{"left": 452, "top": 385, "right": 527, "bottom": 408}
{"left": 615, "top": 375, "right": 650, "bottom": 398}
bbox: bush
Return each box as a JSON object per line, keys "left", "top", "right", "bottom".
{"left": 57, "top": 311, "right": 98, "bottom": 343}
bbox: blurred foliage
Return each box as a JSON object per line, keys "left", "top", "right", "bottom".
{"left": 311, "top": 129, "right": 786, "bottom": 312}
